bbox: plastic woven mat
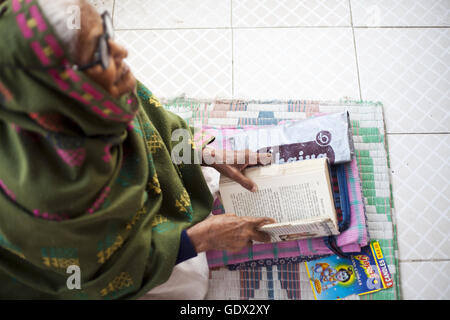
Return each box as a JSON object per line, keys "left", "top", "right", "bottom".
{"left": 161, "top": 98, "right": 400, "bottom": 300}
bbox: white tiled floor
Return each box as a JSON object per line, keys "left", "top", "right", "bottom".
{"left": 233, "top": 28, "right": 360, "bottom": 100}
{"left": 355, "top": 28, "right": 449, "bottom": 133}
{"left": 91, "top": 0, "right": 450, "bottom": 299}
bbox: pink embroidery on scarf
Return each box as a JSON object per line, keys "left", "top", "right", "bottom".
{"left": 70, "top": 91, "right": 90, "bottom": 105}
{"left": 29, "top": 112, "right": 64, "bottom": 132}
{"left": 0, "top": 81, "right": 13, "bottom": 102}
{"left": 0, "top": 180, "right": 16, "bottom": 202}
{"left": 82, "top": 83, "right": 103, "bottom": 101}
{"left": 10, "top": 123, "right": 21, "bottom": 133}
{"left": 64, "top": 68, "right": 80, "bottom": 83}
{"left": 49, "top": 69, "right": 70, "bottom": 90}
{"left": 12, "top": 0, "right": 21, "bottom": 12}
{"left": 29, "top": 5, "right": 47, "bottom": 32}
{"left": 44, "top": 35, "right": 63, "bottom": 58}
{"left": 56, "top": 147, "right": 86, "bottom": 167}
{"left": 91, "top": 105, "right": 108, "bottom": 118}
{"left": 87, "top": 186, "right": 111, "bottom": 214}
{"left": 16, "top": 13, "right": 33, "bottom": 38}
{"left": 31, "top": 41, "right": 50, "bottom": 65}
{"left": 103, "top": 101, "right": 123, "bottom": 115}
{"left": 102, "top": 144, "right": 112, "bottom": 162}
{"left": 33, "top": 209, "right": 69, "bottom": 221}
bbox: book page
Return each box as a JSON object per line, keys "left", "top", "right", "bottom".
{"left": 258, "top": 218, "right": 339, "bottom": 242}
{"left": 220, "top": 169, "right": 334, "bottom": 224}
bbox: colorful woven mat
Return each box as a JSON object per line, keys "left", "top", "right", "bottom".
{"left": 161, "top": 98, "right": 400, "bottom": 300}
{"left": 206, "top": 156, "right": 368, "bottom": 268}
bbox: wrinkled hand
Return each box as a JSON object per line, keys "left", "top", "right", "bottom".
{"left": 187, "top": 213, "right": 276, "bottom": 253}
{"left": 202, "top": 148, "right": 273, "bottom": 192}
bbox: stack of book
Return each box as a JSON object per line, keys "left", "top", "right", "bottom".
{"left": 219, "top": 112, "right": 354, "bottom": 243}
{"left": 210, "top": 112, "right": 393, "bottom": 299}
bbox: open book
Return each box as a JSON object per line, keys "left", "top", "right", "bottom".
{"left": 219, "top": 158, "right": 340, "bottom": 242}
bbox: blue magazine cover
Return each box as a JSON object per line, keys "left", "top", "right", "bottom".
{"left": 305, "top": 241, "right": 394, "bottom": 300}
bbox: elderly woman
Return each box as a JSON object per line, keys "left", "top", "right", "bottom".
{"left": 0, "top": 0, "right": 274, "bottom": 299}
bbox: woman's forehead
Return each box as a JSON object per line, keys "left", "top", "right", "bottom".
{"left": 81, "top": 2, "right": 102, "bottom": 37}
{"left": 77, "top": 3, "right": 103, "bottom": 61}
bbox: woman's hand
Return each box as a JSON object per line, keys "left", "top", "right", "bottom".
{"left": 202, "top": 148, "right": 272, "bottom": 192}
{"left": 186, "top": 213, "right": 276, "bottom": 253}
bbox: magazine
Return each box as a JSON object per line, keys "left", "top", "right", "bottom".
{"left": 305, "top": 240, "right": 393, "bottom": 300}
{"left": 230, "top": 112, "right": 355, "bottom": 164}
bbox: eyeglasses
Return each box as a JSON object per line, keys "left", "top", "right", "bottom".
{"left": 73, "top": 11, "right": 114, "bottom": 71}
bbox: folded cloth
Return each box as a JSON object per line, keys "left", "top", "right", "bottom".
{"left": 204, "top": 121, "right": 369, "bottom": 269}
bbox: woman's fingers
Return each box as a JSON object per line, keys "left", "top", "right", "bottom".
{"left": 219, "top": 165, "right": 258, "bottom": 192}
{"left": 247, "top": 216, "right": 276, "bottom": 243}
{"left": 206, "top": 149, "right": 273, "bottom": 191}
{"left": 188, "top": 214, "right": 276, "bottom": 253}
{"left": 252, "top": 230, "right": 272, "bottom": 243}
{"left": 246, "top": 216, "right": 275, "bottom": 226}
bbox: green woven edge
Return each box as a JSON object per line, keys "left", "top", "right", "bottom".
{"left": 353, "top": 102, "right": 400, "bottom": 300}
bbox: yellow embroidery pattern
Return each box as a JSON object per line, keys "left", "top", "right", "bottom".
{"left": 149, "top": 96, "right": 162, "bottom": 108}
{"left": 146, "top": 133, "right": 162, "bottom": 153}
{"left": 97, "top": 234, "right": 124, "bottom": 264}
{"left": 27, "top": 18, "right": 37, "bottom": 29}
{"left": 188, "top": 138, "right": 197, "bottom": 150}
{"left": 175, "top": 190, "right": 190, "bottom": 212}
{"left": 148, "top": 173, "right": 161, "bottom": 194}
{"left": 175, "top": 190, "right": 192, "bottom": 221}
{"left": 41, "top": 247, "right": 78, "bottom": 269}
{"left": 42, "top": 257, "right": 79, "bottom": 269}
{"left": 100, "top": 272, "right": 134, "bottom": 298}
{"left": 126, "top": 206, "right": 147, "bottom": 231}
{"left": 151, "top": 214, "right": 168, "bottom": 228}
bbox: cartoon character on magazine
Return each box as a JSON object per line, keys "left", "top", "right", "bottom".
{"left": 313, "top": 263, "right": 353, "bottom": 291}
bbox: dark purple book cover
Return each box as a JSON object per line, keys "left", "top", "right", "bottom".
{"left": 258, "top": 130, "right": 336, "bottom": 164}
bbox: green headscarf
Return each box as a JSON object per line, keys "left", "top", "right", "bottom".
{"left": 0, "top": 0, "right": 213, "bottom": 299}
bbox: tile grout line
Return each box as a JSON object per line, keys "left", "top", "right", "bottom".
{"left": 348, "top": 0, "right": 363, "bottom": 101}
{"left": 113, "top": 26, "right": 450, "bottom": 31}
{"left": 231, "top": 0, "right": 234, "bottom": 98}
{"left": 115, "top": 26, "right": 352, "bottom": 31}
{"left": 400, "top": 259, "right": 450, "bottom": 263}
{"left": 111, "top": 0, "right": 116, "bottom": 25}
{"left": 354, "top": 26, "right": 450, "bottom": 29}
